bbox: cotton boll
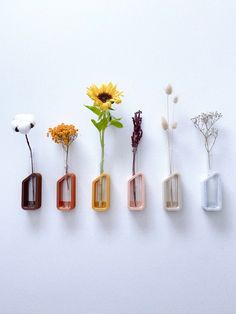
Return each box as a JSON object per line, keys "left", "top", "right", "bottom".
{"left": 18, "top": 121, "right": 31, "bottom": 134}
{"left": 26, "top": 114, "right": 36, "bottom": 127}
{"left": 11, "top": 113, "right": 36, "bottom": 134}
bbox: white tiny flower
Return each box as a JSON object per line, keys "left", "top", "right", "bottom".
{"left": 161, "top": 117, "right": 169, "bottom": 130}
{"left": 165, "top": 84, "right": 172, "bottom": 95}
{"left": 173, "top": 96, "right": 178, "bottom": 104}
{"left": 11, "top": 114, "right": 36, "bottom": 134}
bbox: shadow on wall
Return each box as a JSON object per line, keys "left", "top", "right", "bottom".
{"left": 204, "top": 185, "right": 233, "bottom": 234}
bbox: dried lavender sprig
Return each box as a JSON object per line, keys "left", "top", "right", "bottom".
{"left": 131, "top": 110, "right": 143, "bottom": 175}
{"left": 130, "top": 110, "right": 143, "bottom": 207}
{"left": 131, "top": 110, "right": 143, "bottom": 149}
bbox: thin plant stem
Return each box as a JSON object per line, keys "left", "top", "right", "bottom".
{"left": 166, "top": 95, "right": 174, "bottom": 207}
{"left": 166, "top": 95, "right": 172, "bottom": 175}
{"left": 25, "top": 135, "right": 34, "bottom": 174}
{"left": 132, "top": 148, "right": 137, "bottom": 206}
{"left": 65, "top": 145, "right": 70, "bottom": 190}
{"left": 98, "top": 129, "right": 105, "bottom": 207}
{"left": 25, "top": 134, "right": 35, "bottom": 203}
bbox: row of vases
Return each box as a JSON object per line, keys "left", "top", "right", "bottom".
{"left": 21, "top": 170, "right": 222, "bottom": 212}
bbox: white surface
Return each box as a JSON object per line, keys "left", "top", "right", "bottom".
{"left": 0, "top": 1, "right": 236, "bottom": 313}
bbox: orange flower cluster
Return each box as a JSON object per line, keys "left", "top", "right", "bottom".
{"left": 48, "top": 123, "right": 78, "bottom": 146}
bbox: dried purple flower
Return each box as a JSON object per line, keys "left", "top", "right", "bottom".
{"left": 131, "top": 110, "right": 143, "bottom": 151}
{"left": 131, "top": 111, "right": 143, "bottom": 177}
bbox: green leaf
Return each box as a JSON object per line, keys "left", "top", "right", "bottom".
{"left": 85, "top": 105, "right": 101, "bottom": 116}
{"left": 98, "top": 112, "right": 104, "bottom": 120}
{"left": 110, "top": 120, "right": 123, "bottom": 128}
{"left": 97, "top": 117, "right": 108, "bottom": 130}
{"left": 91, "top": 119, "right": 100, "bottom": 131}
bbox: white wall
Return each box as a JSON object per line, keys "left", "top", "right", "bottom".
{"left": 0, "top": 0, "right": 236, "bottom": 313}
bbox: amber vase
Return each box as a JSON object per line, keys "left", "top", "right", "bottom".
{"left": 21, "top": 173, "right": 42, "bottom": 210}
{"left": 92, "top": 173, "right": 110, "bottom": 211}
{"left": 57, "top": 173, "right": 76, "bottom": 211}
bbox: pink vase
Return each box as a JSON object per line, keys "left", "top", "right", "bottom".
{"left": 128, "top": 173, "right": 145, "bottom": 210}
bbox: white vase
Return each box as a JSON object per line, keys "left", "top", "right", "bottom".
{"left": 201, "top": 172, "right": 222, "bottom": 211}
{"left": 163, "top": 172, "right": 182, "bottom": 211}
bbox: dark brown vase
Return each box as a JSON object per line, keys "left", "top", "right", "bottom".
{"left": 57, "top": 173, "right": 76, "bottom": 211}
{"left": 21, "top": 173, "right": 42, "bottom": 210}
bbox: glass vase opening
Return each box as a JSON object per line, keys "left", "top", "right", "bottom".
{"left": 92, "top": 173, "right": 110, "bottom": 211}
{"left": 163, "top": 173, "right": 182, "bottom": 211}
{"left": 128, "top": 173, "right": 145, "bottom": 210}
{"left": 202, "top": 172, "right": 222, "bottom": 211}
{"left": 57, "top": 173, "right": 76, "bottom": 211}
{"left": 21, "top": 173, "right": 42, "bottom": 210}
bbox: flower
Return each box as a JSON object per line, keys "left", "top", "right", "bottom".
{"left": 47, "top": 123, "right": 78, "bottom": 146}
{"left": 173, "top": 96, "right": 178, "bottom": 104}
{"left": 87, "top": 82, "right": 123, "bottom": 111}
{"left": 165, "top": 84, "right": 173, "bottom": 95}
{"left": 11, "top": 114, "right": 35, "bottom": 134}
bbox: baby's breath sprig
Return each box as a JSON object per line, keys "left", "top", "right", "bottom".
{"left": 191, "top": 111, "right": 222, "bottom": 172}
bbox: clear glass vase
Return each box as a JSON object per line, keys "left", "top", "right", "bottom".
{"left": 128, "top": 173, "right": 145, "bottom": 210}
{"left": 201, "top": 172, "right": 222, "bottom": 211}
{"left": 163, "top": 172, "right": 182, "bottom": 211}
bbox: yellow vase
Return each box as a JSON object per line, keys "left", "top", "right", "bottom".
{"left": 92, "top": 173, "right": 110, "bottom": 211}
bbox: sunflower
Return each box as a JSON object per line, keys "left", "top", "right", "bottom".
{"left": 87, "top": 82, "right": 123, "bottom": 111}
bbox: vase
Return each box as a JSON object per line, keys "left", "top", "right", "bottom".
{"left": 201, "top": 172, "right": 222, "bottom": 211}
{"left": 163, "top": 172, "right": 182, "bottom": 211}
{"left": 128, "top": 173, "right": 145, "bottom": 210}
{"left": 57, "top": 173, "right": 76, "bottom": 211}
{"left": 21, "top": 173, "right": 42, "bottom": 210}
{"left": 92, "top": 173, "right": 110, "bottom": 211}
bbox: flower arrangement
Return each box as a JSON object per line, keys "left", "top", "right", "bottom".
{"left": 131, "top": 111, "right": 143, "bottom": 176}
{"left": 191, "top": 111, "right": 223, "bottom": 211}
{"left": 48, "top": 123, "right": 78, "bottom": 210}
{"left": 11, "top": 114, "right": 42, "bottom": 210}
{"left": 162, "top": 85, "right": 182, "bottom": 210}
{"left": 162, "top": 85, "right": 179, "bottom": 174}
{"left": 86, "top": 82, "right": 123, "bottom": 211}
{"left": 48, "top": 123, "right": 78, "bottom": 175}
{"left": 128, "top": 111, "right": 145, "bottom": 210}
{"left": 191, "top": 112, "right": 222, "bottom": 172}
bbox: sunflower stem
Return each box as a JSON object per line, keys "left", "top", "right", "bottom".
{"left": 99, "top": 129, "right": 105, "bottom": 207}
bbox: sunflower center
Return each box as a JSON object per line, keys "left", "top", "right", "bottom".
{"left": 97, "top": 92, "right": 112, "bottom": 103}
